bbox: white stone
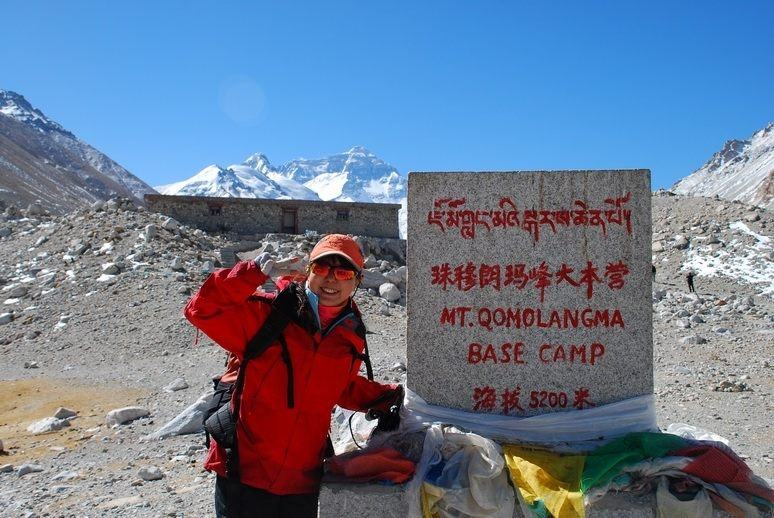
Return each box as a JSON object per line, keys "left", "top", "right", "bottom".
{"left": 360, "top": 269, "right": 387, "bottom": 289}
{"left": 26, "top": 203, "right": 45, "bottom": 215}
{"left": 17, "top": 463, "right": 44, "bottom": 476}
{"left": 27, "top": 417, "right": 70, "bottom": 434}
{"left": 144, "top": 224, "right": 158, "bottom": 241}
{"left": 0, "top": 463, "right": 13, "bottom": 473}
{"left": 141, "top": 393, "right": 209, "bottom": 440}
{"left": 106, "top": 406, "right": 150, "bottom": 426}
{"left": 378, "top": 283, "right": 401, "bottom": 302}
{"left": 138, "top": 465, "right": 164, "bottom": 481}
{"left": 163, "top": 377, "right": 189, "bottom": 392}
{"left": 170, "top": 257, "right": 184, "bottom": 271}
{"left": 0, "top": 312, "right": 11, "bottom": 325}
{"left": 97, "top": 496, "right": 143, "bottom": 510}
{"left": 51, "top": 470, "right": 80, "bottom": 481}
{"left": 162, "top": 217, "right": 180, "bottom": 231}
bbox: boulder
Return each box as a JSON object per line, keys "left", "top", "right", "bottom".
{"left": 101, "top": 263, "right": 120, "bottom": 275}
{"left": 141, "top": 393, "right": 210, "bottom": 441}
{"left": 17, "top": 464, "right": 43, "bottom": 477}
{"left": 363, "top": 254, "right": 379, "bottom": 269}
{"left": 138, "top": 466, "right": 164, "bottom": 481}
{"left": 163, "top": 378, "right": 189, "bottom": 392}
{"left": 144, "top": 224, "right": 158, "bottom": 241}
{"left": 106, "top": 406, "right": 150, "bottom": 426}
{"left": 672, "top": 235, "right": 689, "bottom": 250}
{"left": 360, "top": 269, "right": 388, "bottom": 290}
{"left": 379, "top": 283, "right": 401, "bottom": 302}
{"left": 170, "top": 257, "right": 185, "bottom": 271}
{"left": 27, "top": 417, "right": 70, "bottom": 434}
{"left": 162, "top": 217, "right": 180, "bottom": 231}
{"left": 26, "top": 203, "right": 46, "bottom": 216}
{"left": 53, "top": 407, "right": 77, "bottom": 419}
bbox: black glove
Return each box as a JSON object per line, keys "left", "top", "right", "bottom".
{"left": 371, "top": 385, "right": 404, "bottom": 433}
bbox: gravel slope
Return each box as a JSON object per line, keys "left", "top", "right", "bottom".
{"left": 0, "top": 194, "right": 770, "bottom": 516}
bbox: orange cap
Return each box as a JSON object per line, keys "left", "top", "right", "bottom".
{"left": 309, "top": 234, "right": 364, "bottom": 271}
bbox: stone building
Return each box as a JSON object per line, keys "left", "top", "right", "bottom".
{"left": 144, "top": 194, "right": 401, "bottom": 238}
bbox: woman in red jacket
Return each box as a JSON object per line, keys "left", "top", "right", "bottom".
{"left": 185, "top": 234, "right": 401, "bottom": 518}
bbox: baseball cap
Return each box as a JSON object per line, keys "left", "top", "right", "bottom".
{"left": 309, "top": 234, "right": 364, "bottom": 271}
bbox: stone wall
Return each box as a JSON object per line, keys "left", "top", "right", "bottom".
{"left": 145, "top": 194, "right": 400, "bottom": 238}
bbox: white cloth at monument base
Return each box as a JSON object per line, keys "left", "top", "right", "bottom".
{"left": 400, "top": 388, "right": 658, "bottom": 450}
{"left": 405, "top": 424, "right": 516, "bottom": 518}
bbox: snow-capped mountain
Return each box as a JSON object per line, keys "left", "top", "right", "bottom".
{"left": 155, "top": 162, "right": 319, "bottom": 201}
{"left": 279, "top": 146, "right": 407, "bottom": 204}
{"left": 0, "top": 90, "right": 156, "bottom": 213}
{"left": 672, "top": 123, "right": 774, "bottom": 209}
{"left": 159, "top": 147, "right": 407, "bottom": 205}
{"left": 156, "top": 146, "right": 408, "bottom": 236}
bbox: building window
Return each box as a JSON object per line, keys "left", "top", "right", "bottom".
{"left": 209, "top": 205, "right": 222, "bottom": 216}
{"left": 336, "top": 209, "right": 350, "bottom": 221}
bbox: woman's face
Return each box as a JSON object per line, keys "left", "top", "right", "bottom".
{"left": 307, "top": 255, "right": 360, "bottom": 307}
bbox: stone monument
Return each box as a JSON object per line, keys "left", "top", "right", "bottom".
{"left": 320, "top": 170, "right": 670, "bottom": 516}
{"left": 407, "top": 170, "right": 652, "bottom": 415}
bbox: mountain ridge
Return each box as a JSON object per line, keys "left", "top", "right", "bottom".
{"left": 0, "top": 89, "right": 156, "bottom": 213}
{"left": 156, "top": 146, "right": 409, "bottom": 236}
{"left": 672, "top": 123, "right": 773, "bottom": 209}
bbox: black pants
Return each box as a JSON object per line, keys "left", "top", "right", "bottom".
{"left": 215, "top": 476, "right": 319, "bottom": 518}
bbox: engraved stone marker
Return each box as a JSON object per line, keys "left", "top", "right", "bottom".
{"left": 407, "top": 170, "right": 652, "bottom": 415}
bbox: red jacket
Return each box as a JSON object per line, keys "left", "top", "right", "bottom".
{"left": 184, "top": 260, "right": 394, "bottom": 494}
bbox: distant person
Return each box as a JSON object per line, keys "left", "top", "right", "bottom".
{"left": 686, "top": 271, "right": 695, "bottom": 293}
{"left": 185, "top": 234, "right": 403, "bottom": 518}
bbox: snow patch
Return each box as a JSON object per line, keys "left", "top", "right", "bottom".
{"left": 683, "top": 221, "right": 774, "bottom": 296}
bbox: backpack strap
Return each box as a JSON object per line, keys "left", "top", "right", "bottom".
{"left": 278, "top": 335, "right": 295, "bottom": 408}
{"left": 225, "top": 284, "right": 299, "bottom": 482}
{"left": 353, "top": 318, "right": 374, "bottom": 381}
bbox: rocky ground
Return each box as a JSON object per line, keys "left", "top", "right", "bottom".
{"left": 0, "top": 193, "right": 771, "bottom": 517}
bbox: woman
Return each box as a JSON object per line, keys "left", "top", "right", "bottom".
{"left": 185, "top": 234, "right": 401, "bottom": 517}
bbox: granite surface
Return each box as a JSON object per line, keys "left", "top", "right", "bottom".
{"left": 406, "top": 170, "right": 652, "bottom": 415}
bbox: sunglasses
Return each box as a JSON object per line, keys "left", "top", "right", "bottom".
{"left": 310, "top": 262, "right": 359, "bottom": 281}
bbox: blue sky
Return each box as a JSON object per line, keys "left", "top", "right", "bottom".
{"left": 2, "top": 1, "right": 772, "bottom": 189}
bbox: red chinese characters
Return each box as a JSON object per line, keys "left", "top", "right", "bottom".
{"left": 471, "top": 386, "right": 596, "bottom": 413}
{"left": 427, "top": 193, "right": 633, "bottom": 241}
{"left": 430, "top": 260, "right": 631, "bottom": 300}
